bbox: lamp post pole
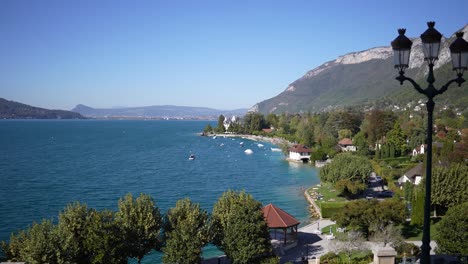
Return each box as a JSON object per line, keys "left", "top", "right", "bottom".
{"left": 391, "top": 22, "right": 468, "bottom": 264}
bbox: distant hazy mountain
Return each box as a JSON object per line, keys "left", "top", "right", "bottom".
{"left": 72, "top": 104, "right": 248, "bottom": 119}
{"left": 252, "top": 24, "right": 468, "bottom": 114}
{"left": 0, "top": 98, "right": 84, "bottom": 119}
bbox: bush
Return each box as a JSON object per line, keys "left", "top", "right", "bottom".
{"left": 320, "top": 202, "right": 346, "bottom": 218}
{"left": 394, "top": 242, "right": 420, "bottom": 257}
{"left": 259, "top": 256, "right": 280, "bottom": 264}
{"left": 320, "top": 252, "right": 340, "bottom": 264}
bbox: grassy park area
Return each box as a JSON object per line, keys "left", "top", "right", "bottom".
{"left": 307, "top": 182, "right": 347, "bottom": 219}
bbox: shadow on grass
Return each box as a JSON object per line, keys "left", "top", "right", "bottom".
{"left": 402, "top": 218, "right": 441, "bottom": 240}
{"left": 402, "top": 223, "right": 422, "bottom": 239}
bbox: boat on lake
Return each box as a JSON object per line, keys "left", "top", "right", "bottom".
{"left": 189, "top": 154, "right": 196, "bottom": 160}
{"left": 271, "top": 147, "right": 282, "bottom": 152}
{"left": 244, "top": 149, "right": 253, "bottom": 154}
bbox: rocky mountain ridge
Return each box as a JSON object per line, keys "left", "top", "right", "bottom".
{"left": 252, "top": 24, "right": 468, "bottom": 114}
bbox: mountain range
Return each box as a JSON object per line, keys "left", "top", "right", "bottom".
{"left": 0, "top": 98, "right": 84, "bottom": 119}
{"left": 251, "top": 24, "right": 468, "bottom": 114}
{"left": 71, "top": 104, "right": 248, "bottom": 119}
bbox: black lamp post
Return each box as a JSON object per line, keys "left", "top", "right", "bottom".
{"left": 391, "top": 21, "right": 468, "bottom": 264}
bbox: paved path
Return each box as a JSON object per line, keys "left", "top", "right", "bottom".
{"left": 279, "top": 220, "right": 335, "bottom": 263}
{"left": 279, "top": 219, "right": 438, "bottom": 264}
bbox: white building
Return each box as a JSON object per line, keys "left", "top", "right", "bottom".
{"left": 288, "top": 144, "right": 311, "bottom": 163}
{"left": 398, "top": 163, "right": 423, "bottom": 186}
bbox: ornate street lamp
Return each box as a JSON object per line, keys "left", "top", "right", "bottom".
{"left": 391, "top": 22, "right": 468, "bottom": 264}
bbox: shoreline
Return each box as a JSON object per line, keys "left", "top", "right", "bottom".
{"left": 304, "top": 188, "right": 322, "bottom": 219}
{"left": 212, "top": 133, "right": 324, "bottom": 221}
{"left": 212, "top": 133, "right": 289, "bottom": 147}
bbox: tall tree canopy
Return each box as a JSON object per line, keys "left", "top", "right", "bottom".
{"left": 320, "top": 153, "right": 372, "bottom": 197}
{"left": 431, "top": 163, "right": 468, "bottom": 211}
{"left": 211, "top": 190, "right": 272, "bottom": 264}
{"left": 435, "top": 202, "right": 468, "bottom": 255}
{"left": 162, "top": 198, "right": 209, "bottom": 264}
{"left": 116, "top": 193, "right": 162, "bottom": 264}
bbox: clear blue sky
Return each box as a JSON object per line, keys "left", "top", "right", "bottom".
{"left": 1, "top": 0, "right": 467, "bottom": 110}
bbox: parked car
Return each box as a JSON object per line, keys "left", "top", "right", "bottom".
{"left": 377, "top": 190, "right": 394, "bottom": 198}
{"left": 366, "top": 194, "right": 374, "bottom": 200}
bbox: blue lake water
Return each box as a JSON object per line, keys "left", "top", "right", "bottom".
{"left": 0, "top": 120, "right": 319, "bottom": 262}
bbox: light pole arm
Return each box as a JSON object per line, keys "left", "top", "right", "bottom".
{"left": 437, "top": 74, "right": 465, "bottom": 95}
{"left": 396, "top": 73, "right": 425, "bottom": 95}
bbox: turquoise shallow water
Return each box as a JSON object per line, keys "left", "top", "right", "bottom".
{"left": 0, "top": 120, "right": 319, "bottom": 262}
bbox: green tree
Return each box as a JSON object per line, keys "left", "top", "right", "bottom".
{"left": 203, "top": 124, "right": 213, "bottom": 133}
{"left": 57, "top": 202, "right": 94, "bottom": 263}
{"left": 1, "top": 219, "right": 62, "bottom": 264}
{"left": 432, "top": 163, "right": 468, "bottom": 214}
{"left": 211, "top": 190, "right": 271, "bottom": 264}
{"left": 333, "top": 199, "right": 406, "bottom": 238}
{"left": 338, "top": 129, "right": 352, "bottom": 140}
{"left": 243, "top": 112, "right": 266, "bottom": 134}
{"left": 295, "top": 117, "right": 315, "bottom": 147}
{"left": 265, "top": 113, "right": 278, "bottom": 129}
{"left": 435, "top": 202, "right": 468, "bottom": 255}
{"left": 353, "top": 131, "right": 369, "bottom": 156}
{"left": 361, "top": 110, "right": 396, "bottom": 146}
{"left": 411, "top": 188, "right": 424, "bottom": 227}
{"left": 162, "top": 198, "right": 209, "bottom": 264}
{"left": 217, "top": 115, "right": 226, "bottom": 133}
{"left": 320, "top": 153, "right": 372, "bottom": 197}
{"left": 116, "top": 193, "right": 162, "bottom": 264}
{"left": 84, "top": 210, "right": 127, "bottom": 264}
{"left": 386, "top": 122, "right": 407, "bottom": 156}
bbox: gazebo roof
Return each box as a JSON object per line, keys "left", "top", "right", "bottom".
{"left": 262, "top": 203, "right": 300, "bottom": 229}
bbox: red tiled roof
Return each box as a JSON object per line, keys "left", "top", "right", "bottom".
{"left": 262, "top": 203, "right": 300, "bottom": 229}
{"left": 288, "top": 144, "right": 311, "bottom": 153}
{"left": 338, "top": 138, "right": 353, "bottom": 146}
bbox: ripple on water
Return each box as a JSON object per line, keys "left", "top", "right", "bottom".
{"left": 0, "top": 120, "right": 320, "bottom": 263}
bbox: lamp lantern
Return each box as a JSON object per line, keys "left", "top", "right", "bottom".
{"left": 391, "top": 28, "right": 413, "bottom": 73}
{"left": 449, "top": 31, "right": 468, "bottom": 76}
{"left": 420, "top": 21, "right": 442, "bottom": 64}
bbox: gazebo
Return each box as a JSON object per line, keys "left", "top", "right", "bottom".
{"left": 262, "top": 203, "right": 300, "bottom": 244}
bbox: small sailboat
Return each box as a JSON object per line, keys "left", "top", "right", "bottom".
{"left": 240, "top": 142, "right": 244, "bottom": 147}
{"left": 244, "top": 149, "right": 253, "bottom": 154}
{"left": 270, "top": 147, "right": 282, "bottom": 152}
{"left": 188, "top": 154, "right": 196, "bottom": 160}
{"left": 257, "top": 144, "right": 264, "bottom": 148}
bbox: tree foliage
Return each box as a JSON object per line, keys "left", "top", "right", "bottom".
{"left": 217, "top": 115, "right": 226, "bottom": 133}
{"left": 320, "top": 153, "right": 372, "bottom": 197}
{"left": 333, "top": 199, "right": 406, "bottom": 238}
{"left": 435, "top": 202, "right": 468, "bottom": 255}
{"left": 162, "top": 198, "right": 209, "bottom": 264}
{"left": 115, "top": 193, "right": 162, "bottom": 264}
{"left": 57, "top": 201, "right": 94, "bottom": 263}
{"left": 1, "top": 219, "right": 61, "bottom": 264}
{"left": 211, "top": 190, "right": 272, "bottom": 264}
{"left": 410, "top": 188, "right": 424, "bottom": 227}
{"left": 431, "top": 163, "right": 468, "bottom": 212}
{"left": 386, "top": 121, "right": 407, "bottom": 156}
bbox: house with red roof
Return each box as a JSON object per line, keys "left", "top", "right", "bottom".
{"left": 338, "top": 138, "right": 356, "bottom": 152}
{"left": 287, "top": 144, "right": 311, "bottom": 163}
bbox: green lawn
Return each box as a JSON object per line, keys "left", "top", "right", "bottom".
{"left": 308, "top": 182, "right": 346, "bottom": 202}
{"left": 308, "top": 182, "right": 347, "bottom": 218}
